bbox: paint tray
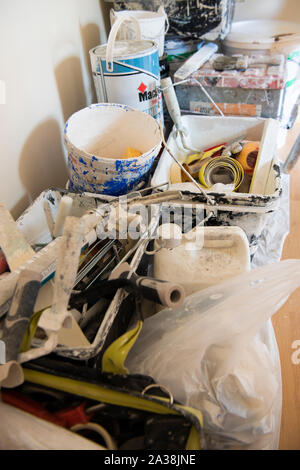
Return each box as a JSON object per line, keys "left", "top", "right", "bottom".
{"left": 151, "top": 115, "right": 282, "bottom": 254}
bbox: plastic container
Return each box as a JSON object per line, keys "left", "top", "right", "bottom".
{"left": 174, "top": 53, "right": 287, "bottom": 120}
{"left": 223, "top": 20, "right": 300, "bottom": 143}
{"left": 151, "top": 115, "right": 281, "bottom": 255}
{"left": 110, "top": 7, "right": 169, "bottom": 57}
{"left": 110, "top": 0, "right": 235, "bottom": 41}
{"left": 64, "top": 103, "right": 161, "bottom": 195}
{"left": 90, "top": 15, "right": 163, "bottom": 124}
{"left": 223, "top": 20, "right": 300, "bottom": 56}
{"left": 153, "top": 225, "right": 250, "bottom": 296}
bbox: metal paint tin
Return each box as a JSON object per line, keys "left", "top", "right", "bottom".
{"left": 90, "top": 15, "right": 163, "bottom": 124}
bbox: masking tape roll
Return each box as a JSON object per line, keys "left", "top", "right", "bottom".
{"left": 170, "top": 162, "right": 183, "bottom": 184}
{"left": 198, "top": 157, "right": 244, "bottom": 190}
{"left": 236, "top": 141, "right": 259, "bottom": 175}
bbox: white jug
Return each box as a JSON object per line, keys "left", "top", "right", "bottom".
{"left": 153, "top": 224, "right": 250, "bottom": 296}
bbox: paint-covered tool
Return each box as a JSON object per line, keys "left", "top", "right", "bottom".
{"left": 212, "top": 54, "right": 283, "bottom": 72}
{"left": 0, "top": 237, "right": 61, "bottom": 317}
{"left": 53, "top": 196, "right": 73, "bottom": 238}
{"left": 0, "top": 203, "right": 35, "bottom": 271}
{"left": 174, "top": 42, "right": 218, "bottom": 81}
{"left": 1, "top": 269, "right": 42, "bottom": 362}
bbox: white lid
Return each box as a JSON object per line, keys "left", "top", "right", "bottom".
{"left": 92, "top": 40, "right": 156, "bottom": 60}
{"left": 113, "top": 10, "right": 165, "bottom": 21}
{"left": 225, "top": 20, "right": 300, "bottom": 46}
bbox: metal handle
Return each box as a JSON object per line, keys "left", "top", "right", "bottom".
{"left": 141, "top": 384, "right": 174, "bottom": 406}
{"left": 106, "top": 15, "right": 142, "bottom": 72}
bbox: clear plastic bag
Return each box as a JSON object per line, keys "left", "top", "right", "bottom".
{"left": 126, "top": 259, "right": 300, "bottom": 450}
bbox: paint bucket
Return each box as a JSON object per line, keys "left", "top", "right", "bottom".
{"left": 110, "top": 6, "right": 169, "bottom": 58}
{"left": 223, "top": 20, "right": 300, "bottom": 56}
{"left": 90, "top": 15, "right": 163, "bottom": 124}
{"left": 64, "top": 103, "right": 162, "bottom": 196}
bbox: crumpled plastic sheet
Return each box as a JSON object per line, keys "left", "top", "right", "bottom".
{"left": 252, "top": 172, "right": 290, "bottom": 268}
{"left": 0, "top": 402, "right": 104, "bottom": 450}
{"left": 126, "top": 173, "right": 291, "bottom": 450}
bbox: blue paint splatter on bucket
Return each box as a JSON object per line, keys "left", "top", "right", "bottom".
{"left": 79, "top": 157, "right": 87, "bottom": 166}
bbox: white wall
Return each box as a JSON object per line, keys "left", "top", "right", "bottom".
{"left": 1, "top": 0, "right": 300, "bottom": 219}
{"left": 0, "top": 0, "right": 107, "bottom": 218}
{"left": 234, "top": 0, "right": 300, "bottom": 22}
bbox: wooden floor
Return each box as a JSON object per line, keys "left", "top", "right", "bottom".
{"left": 273, "top": 117, "right": 300, "bottom": 450}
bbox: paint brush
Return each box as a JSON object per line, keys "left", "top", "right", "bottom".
{"left": 1, "top": 269, "right": 42, "bottom": 362}
{"left": 0, "top": 203, "right": 35, "bottom": 271}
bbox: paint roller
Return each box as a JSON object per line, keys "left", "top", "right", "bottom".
{"left": 70, "top": 263, "right": 186, "bottom": 310}
{"left": 109, "top": 262, "right": 185, "bottom": 309}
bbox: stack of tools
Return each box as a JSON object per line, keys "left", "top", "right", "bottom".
{"left": 0, "top": 188, "right": 208, "bottom": 450}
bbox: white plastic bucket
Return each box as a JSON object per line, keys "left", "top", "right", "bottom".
{"left": 90, "top": 15, "right": 163, "bottom": 124}
{"left": 110, "top": 7, "right": 169, "bottom": 58}
{"left": 224, "top": 20, "right": 300, "bottom": 56}
{"left": 64, "top": 103, "right": 162, "bottom": 196}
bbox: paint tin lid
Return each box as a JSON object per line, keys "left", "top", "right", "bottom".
{"left": 91, "top": 40, "right": 157, "bottom": 60}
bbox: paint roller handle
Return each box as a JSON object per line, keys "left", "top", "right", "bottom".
{"left": 2, "top": 269, "right": 42, "bottom": 362}
{"left": 110, "top": 262, "right": 185, "bottom": 308}
{"left": 53, "top": 196, "right": 73, "bottom": 238}
{"left": 161, "top": 77, "right": 186, "bottom": 135}
{"left": 130, "top": 274, "right": 185, "bottom": 308}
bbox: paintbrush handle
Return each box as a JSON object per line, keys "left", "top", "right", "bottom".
{"left": 53, "top": 196, "right": 73, "bottom": 238}
{"left": 2, "top": 269, "right": 42, "bottom": 362}
{"left": 161, "top": 77, "right": 185, "bottom": 133}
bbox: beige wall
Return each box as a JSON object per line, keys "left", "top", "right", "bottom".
{"left": 234, "top": 0, "right": 300, "bottom": 22}
{"left": 0, "top": 0, "right": 107, "bottom": 218}
{"left": 1, "top": 0, "right": 300, "bottom": 218}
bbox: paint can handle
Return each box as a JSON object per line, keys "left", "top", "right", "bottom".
{"left": 157, "top": 6, "right": 169, "bottom": 34}
{"left": 106, "top": 15, "right": 142, "bottom": 72}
